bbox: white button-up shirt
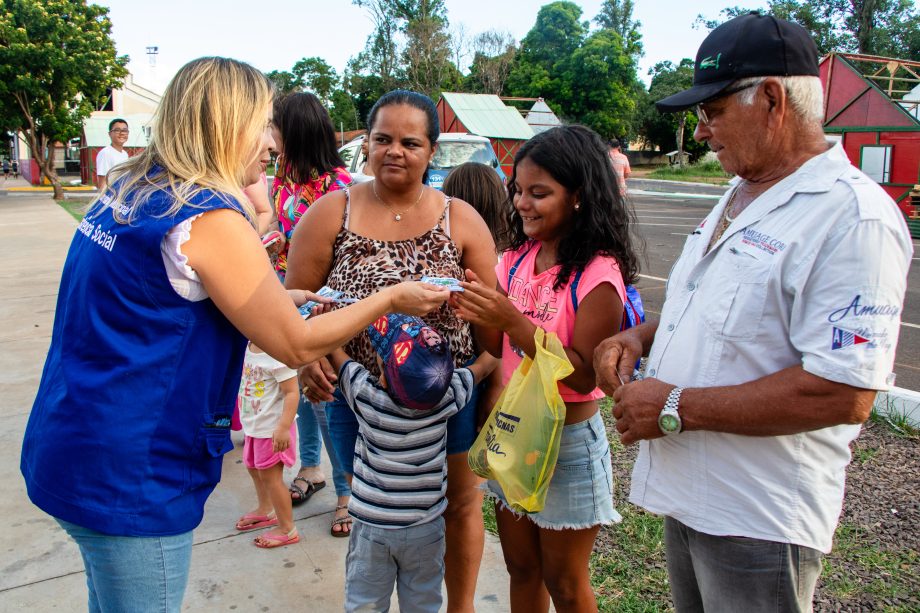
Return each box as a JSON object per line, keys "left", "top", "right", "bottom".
{"left": 630, "top": 143, "right": 913, "bottom": 553}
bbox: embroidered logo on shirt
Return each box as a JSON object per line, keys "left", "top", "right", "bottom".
{"left": 831, "top": 326, "right": 871, "bottom": 350}
{"left": 739, "top": 229, "right": 786, "bottom": 255}
{"left": 827, "top": 295, "right": 901, "bottom": 323}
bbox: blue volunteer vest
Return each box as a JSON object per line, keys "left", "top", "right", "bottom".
{"left": 21, "top": 184, "right": 247, "bottom": 536}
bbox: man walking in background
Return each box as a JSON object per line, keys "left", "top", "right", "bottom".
{"left": 96, "top": 118, "right": 130, "bottom": 190}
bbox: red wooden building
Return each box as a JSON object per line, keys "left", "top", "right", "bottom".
{"left": 819, "top": 52, "right": 920, "bottom": 227}
{"left": 436, "top": 93, "right": 534, "bottom": 176}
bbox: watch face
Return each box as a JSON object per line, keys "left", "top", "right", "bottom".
{"left": 660, "top": 414, "right": 680, "bottom": 433}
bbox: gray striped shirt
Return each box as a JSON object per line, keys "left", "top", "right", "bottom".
{"left": 338, "top": 361, "right": 474, "bottom": 528}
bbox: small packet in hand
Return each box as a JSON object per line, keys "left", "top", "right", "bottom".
{"left": 420, "top": 275, "right": 464, "bottom": 292}
{"left": 298, "top": 286, "right": 347, "bottom": 319}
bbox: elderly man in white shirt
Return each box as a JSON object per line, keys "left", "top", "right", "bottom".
{"left": 594, "top": 13, "right": 912, "bottom": 613}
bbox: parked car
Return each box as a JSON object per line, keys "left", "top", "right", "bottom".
{"left": 339, "top": 133, "right": 505, "bottom": 188}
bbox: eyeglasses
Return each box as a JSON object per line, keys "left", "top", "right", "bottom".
{"left": 110, "top": 129, "right": 130, "bottom": 134}
{"left": 695, "top": 81, "right": 761, "bottom": 125}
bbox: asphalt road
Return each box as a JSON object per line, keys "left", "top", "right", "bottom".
{"left": 628, "top": 185, "right": 920, "bottom": 392}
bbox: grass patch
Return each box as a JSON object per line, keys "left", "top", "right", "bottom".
{"left": 852, "top": 445, "right": 879, "bottom": 464}
{"left": 822, "top": 522, "right": 919, "bottom": 602}
{"left": 593, "top": 509, "right": 670, "bottom": 612}
{"left": 482, "top": 496, "right": 498, "bottom": 535}
{"left": 55, "top": 197, "right": 91, "bottom": 221}
{"left": 869, "top": 400, "right": 920, "bottom": 438}
{"left": 648, "top": 160, "right": 732, "bottom": 185}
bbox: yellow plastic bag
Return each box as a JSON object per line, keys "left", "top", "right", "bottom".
{"left": 469, "top": 328, "right": 574, "bottom": 513}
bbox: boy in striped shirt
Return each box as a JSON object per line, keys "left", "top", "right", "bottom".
{"left": 328, "top": 313, "right": 495, "bottom": 613}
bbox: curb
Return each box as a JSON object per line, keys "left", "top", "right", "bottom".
{"left": 873, "top": 386, "right": 920, "bottom": 428}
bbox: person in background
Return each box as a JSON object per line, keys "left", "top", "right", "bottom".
{"left": 608, "top": 139, "right": 631, "bottom": 197}
{"left": 594, "top": 13, "right": 913, "bottom": 612}
{"left": 2, "top": 158, "right": 9, "bottom": 180}
{"left": 235, "top": 337, "right": 300, "bottom": 548}
{"left": 11, "top": 159, "right": 19, "bottom": 178}
{"left": 244, "top": 172, "right": 274, "bottom": 235}
{"left": 287, "top": 89, "right": 499, "bottom": 608}
{"left": 270, "top": 92, "right": 354, "bottom": 529}
{"left": 453, "top": 124, "right": 638, "bottom": 613}
{"left": 20, "top": 57, "right": 449, "bottom": 612}
{"left": 96, "top": 118, "right": 130, "bottom": 190}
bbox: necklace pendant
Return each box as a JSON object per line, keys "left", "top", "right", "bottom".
{"left": 394, "top": 213, "right": 402, "bottom": 221}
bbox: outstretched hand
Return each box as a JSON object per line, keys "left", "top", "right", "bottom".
{"left": 452, "top": 269, "right": 519, "bottom": 330}
{"left": 388, "top": 281, "right": 450, "bottom": 316}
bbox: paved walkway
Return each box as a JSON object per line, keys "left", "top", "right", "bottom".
{"left": 0, "top": 195, "right": 511, "bottom": 611}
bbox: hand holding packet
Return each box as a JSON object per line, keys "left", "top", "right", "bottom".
{"left": 298, "top": 286, "right": 356, "bottom": 319}
{"left": 420, "top": 275, "right": 464, "bottom": 292}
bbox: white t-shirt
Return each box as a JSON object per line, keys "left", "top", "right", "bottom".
{"left": 96, "top": 145, "right": 129, "bottom": 177}
{"left": 630, "top": 143, "right": 913, "bottom": 553}
{"left": 238, "top": 347, "right": 298, "bottom": 438}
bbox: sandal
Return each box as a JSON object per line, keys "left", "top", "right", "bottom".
{"left": 254, "top": 528, "right": 300, "bottom": 549}
{"left": 331, "top": 504, "right": 352, "bottom": 538}
{"left": 289, "top": 477, "right": 326, "bottom": 507}
{"left": 235, "top": 511, "right": 277, "bottom": 532}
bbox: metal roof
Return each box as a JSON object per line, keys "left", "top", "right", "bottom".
{"left": 82, "top": 114, "right": 156, "bottom": 148}
{"left": 440, "top": 92, "right": 534, "bottom": 140}
{"left": 526, "top": 99, "right": 562, "bottom": 134}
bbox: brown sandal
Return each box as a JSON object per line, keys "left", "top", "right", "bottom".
{"left": 331, "top": 504, "right": 352, "bottom": 538}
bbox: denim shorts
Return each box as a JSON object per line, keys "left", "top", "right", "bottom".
{"left": 327, "top": 374, "right": 482, "bottom": 474}
{"left": 485, "top": 411, "right": 621, "bottom": 530}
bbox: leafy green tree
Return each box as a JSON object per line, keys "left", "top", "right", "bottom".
{"left": 329, "top": 88, "right": 361, "bottom": 132}
{"left": 292, "top": 57, "right": 339, "bottom": 105}
{"left": 0, "top": 0, "right": 128, "bottom": 197}
{"left": 506, "top": 1, "right": 585, "bottom": 100}
{"left": 557, "top": 29, "right": 639, "bottom": 138}
{"left": 265, "top": 70, "right": 302, "bottom": 96}
{"left": 698, "top": 1, "right": 920, "bottom": 58}
{"left": 639, "top": 59, "right": 708, "bottom": 162}
{"left": 507, "top": 3, "right": 642, "bottom": 139}
{"left": 595, "top": 0, "right": 644, "bottom": 59}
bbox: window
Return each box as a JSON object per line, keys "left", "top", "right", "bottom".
{"left": 860, "top": 145, "right": 892, "bottom": 183}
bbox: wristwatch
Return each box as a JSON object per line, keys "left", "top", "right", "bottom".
{"left": 658, "top": 387, "right": 683, "bottom": 435}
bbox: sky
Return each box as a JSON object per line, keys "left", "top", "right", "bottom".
{"left": 99, "top": 0, "right": 769, "bottom": 93}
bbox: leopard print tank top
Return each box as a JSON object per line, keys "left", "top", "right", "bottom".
{"left": 325, "top": 188, "right": 474, "bottom": 377}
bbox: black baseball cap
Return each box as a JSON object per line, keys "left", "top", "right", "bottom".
{"left": 656, "top": 12, "right": 820, "bottom": 113}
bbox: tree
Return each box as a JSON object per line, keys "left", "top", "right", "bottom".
{"left": 698, "top": 2, "right": 920, "bottom": 58}
{"left": 556, "top": 29, "right": 641, "bottom": 138}
{"left": 353, "top": 0, "right": 403, "bottom": 91}
{"left": 595, "top": 0, "right": 644, "bottom": 59}
{"left": 506, "top": 1, "right": 585, "bottom": 99}
{"left": 265, "top": 70, "right": 302, "bottom": 96}
{"left": 292, "top": 57, "right": 339, "bottom": 105}
{"left": 507, "top": 3, "right": 642, "bottom": 139}
{"left": 638, "top": 60, "right": 708, "bottom": 162}
{"left": 0, "top": 0, "right": 128, "bottom": 198}
{"left": 465, "top": 30, "right": 517, "bottom": 95}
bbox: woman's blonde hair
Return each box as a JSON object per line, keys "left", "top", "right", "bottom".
{"left": 101, "top": 57, "right": 273, "bottom": 224}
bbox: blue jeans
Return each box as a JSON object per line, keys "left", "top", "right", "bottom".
{"left": 298, "top": 395, "right": 351, "bottom": 497}
{"left": 57, "top": 519, "right": 192, "bottom": 612}
{"left": 327, "top": 377, "right": 481, "bottom": 474}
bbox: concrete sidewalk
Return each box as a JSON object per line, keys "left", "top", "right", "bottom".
{"left": 0, "top": 195, "right": 511, "bottom": 611}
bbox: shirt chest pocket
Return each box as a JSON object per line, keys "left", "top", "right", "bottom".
{"left": 701, "top": 250, "right": 774, "bottom": 341}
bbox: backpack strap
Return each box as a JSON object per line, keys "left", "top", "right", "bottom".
{"left": 570, "top": 270, "right": 583, "bottom": 312}
{"left": 506, "top": 243, "right": 536, "bottom": 290}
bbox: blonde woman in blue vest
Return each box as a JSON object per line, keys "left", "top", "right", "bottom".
{"left": 20, "top": 57, "right": 448, "bottom": 613}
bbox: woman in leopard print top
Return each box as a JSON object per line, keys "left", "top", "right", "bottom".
{"left": 285, "top": 90, "right": 498, "bottom": 609}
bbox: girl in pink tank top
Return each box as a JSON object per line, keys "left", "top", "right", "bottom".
{"left": 452, "top": 125, "right": 639, "bottom": 612}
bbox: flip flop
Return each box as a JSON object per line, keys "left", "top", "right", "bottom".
{"left": 289, "top": 477, "right": 326, "bottom": 507}
{"left": 331, "top": 504, "right": 352, "bottom": 538}
{"left": 254, "top": 528, "right": 300, "bottom": 549}
{"left": 235, "top": 512, "right": 277, "bottom": 532}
